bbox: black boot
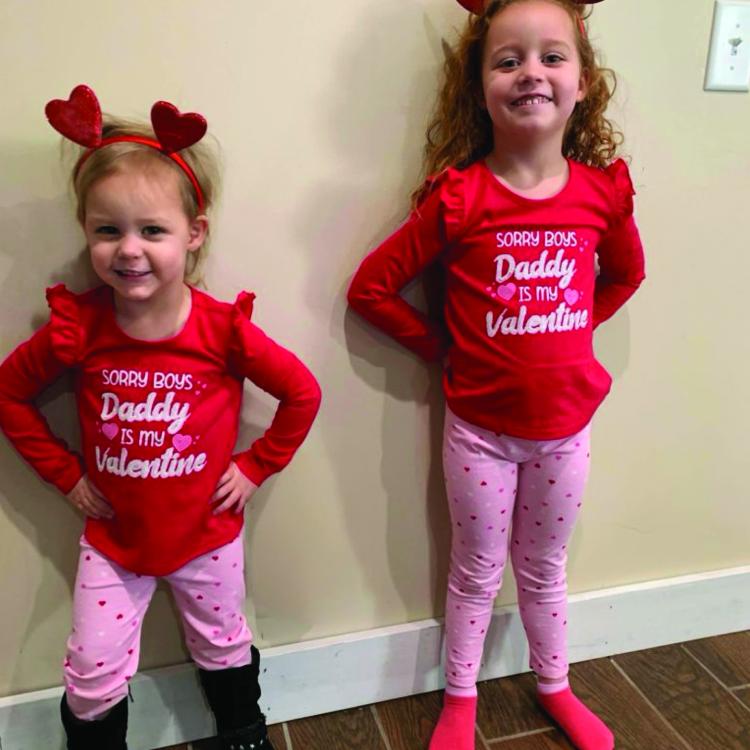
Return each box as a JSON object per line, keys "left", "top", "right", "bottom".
{"left": 199, "top": 645, "right": 275, "bottom": 750}
{"left": 60, "top": 694, "right": 128, "bottom": 749}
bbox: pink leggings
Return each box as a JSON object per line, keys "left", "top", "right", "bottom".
{"left": 64, "top": 534, "right": 253, "bottom": 720}
{"left": 442, "top": 407, "right": 591, "bottom": 696}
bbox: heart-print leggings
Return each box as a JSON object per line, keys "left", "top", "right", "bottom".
{"left": 442, "top": 407, "right": 591, "bottom": 696}
{"left": 63, "top": 533, "right": 253, "bottom": 720}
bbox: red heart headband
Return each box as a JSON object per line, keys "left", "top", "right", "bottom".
{"left": 45, "top": 85, "right": 208, "bottom": 212}
{"left": 456, "top": 0, "right": 604, "bottom": 37}
{"left": 456, "top": 0, "right": 602, "bottom": 11}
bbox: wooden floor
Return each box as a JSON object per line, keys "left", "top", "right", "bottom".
{"left": 162, "top": 630, "right": 750, "bottom": 750}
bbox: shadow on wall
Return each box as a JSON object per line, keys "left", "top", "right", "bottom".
{"left": 0, "top": 183, "right": 99, "bottom": 699}
{"left": 291, "top": 0, "right": 460, "bottom": 647}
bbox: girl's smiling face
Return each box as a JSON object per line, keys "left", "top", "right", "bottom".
{"left": 83, "top": 164, "right": 207, "bottom": 307}
{"left": 482, "top": 0, "right": 587, "bottom": 147}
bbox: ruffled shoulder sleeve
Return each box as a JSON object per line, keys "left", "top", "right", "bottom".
{"left": 45, "top": 284, "right": 86, "bottom": 366}
{"left": 227, "top": 290, "right": 258, "bottom": 367}
{"left": 604, "top": 158, "right": 636, "bottom": 226}
{"left": 232, "top": 290, "right": 256, "bottom": 322}
{"left": 419, "top": 166, "right": 467, "bottom": 242}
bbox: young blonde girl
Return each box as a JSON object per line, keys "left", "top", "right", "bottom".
{"left": 348, "top": 2, "right": 644, "bottom": 748}
{"left": 0, "top": 86, "right": 321, "bottom": 749}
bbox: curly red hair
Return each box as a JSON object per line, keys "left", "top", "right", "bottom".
{"left": 413, "top": 0, "right": 622, "bottom": 206}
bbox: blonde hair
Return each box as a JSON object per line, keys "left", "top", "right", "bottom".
{"left": 413, "top": 0, "right": 622, "bottom": 206}
{"left": 68, "top": 116, "right": 221, "bottom": 284}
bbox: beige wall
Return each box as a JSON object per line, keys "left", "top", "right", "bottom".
{"left": 1, "top": 0, "right": 748, "bottom": 697}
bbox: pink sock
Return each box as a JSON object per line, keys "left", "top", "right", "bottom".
{"left": 537, "top": 686, "right": 614, "bottom": 750}
{"left": 429, "top": 693, "right": 477, "bottom": 750}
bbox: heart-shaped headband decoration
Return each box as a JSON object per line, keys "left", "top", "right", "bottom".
{"left": 457, "top": 0, "right": 603, "bottom": 11}
{"left": 45, "top": 85, "right": 208, "bottom": 212}
{"left": 456, "top": 0, "right": 604, "bottom": 37}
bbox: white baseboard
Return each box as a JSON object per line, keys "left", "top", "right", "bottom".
{"left": 2, "top": 565, "right": 749, "bottom": 750}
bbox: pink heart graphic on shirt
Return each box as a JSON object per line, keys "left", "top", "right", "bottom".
{"left": 102, "top": 423, "right": 119, "bottom": 440}
{"left": 564, "top": 289, "right": 580, "bottom": 305}
{"left": 497, "top": 283, "right": 517, "bottom": 301}
{"left": 172, "top": 434, "right": 192, "bottom": 452}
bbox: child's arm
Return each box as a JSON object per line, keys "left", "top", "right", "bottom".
{"left": 228, "top": 304, "right": 322, "bottom": 489}
{"left": 593, "top": 213, "right": 646, "bottom": 327}
{"left": 347, "top": 175, "right": 461, "bottom": 362}
{"left": 0, "top": 325, "right": 85, "bottom": 494}
{"left": 593, "top": 161, "right": 646, "bottom": 328}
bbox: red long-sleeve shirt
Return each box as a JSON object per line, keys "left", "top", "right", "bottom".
{"left": 348, "top": 158, "right": 645, "bottom": 440}
{"left": 0, "top": 284, "right": 321, "bottom": 575}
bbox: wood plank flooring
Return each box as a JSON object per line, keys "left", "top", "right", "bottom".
{"left": 160, "top": 630, "right": 750, "bottom": 749}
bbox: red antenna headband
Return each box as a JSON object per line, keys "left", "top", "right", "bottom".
{"left": 456, "top": 0, "right": 604, "bottom": 37}
{"left": 45, "top": 85, "right": 208, "bottom": 213}
{"left": 456, "top": 0, "right": 603, "bottom": 11}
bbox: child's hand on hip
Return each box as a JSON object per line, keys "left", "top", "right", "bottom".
{"left": 211, "top": 462, "right": 258, "bottom": 515}
{"left": 66, "top": 475, "right": 115, "bottom": 520}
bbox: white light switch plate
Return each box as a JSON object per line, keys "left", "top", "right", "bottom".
{"left": 705, "top": 0, "right": 750, "bottom": 91}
